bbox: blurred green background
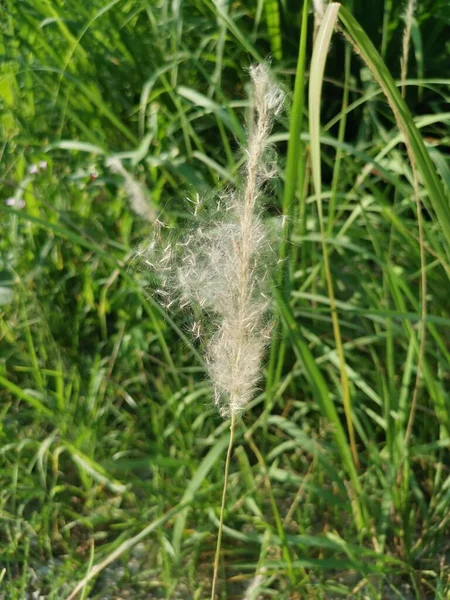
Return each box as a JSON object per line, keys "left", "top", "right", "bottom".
{"left": 1, "top": 0, "right": 449, "bottom": 598}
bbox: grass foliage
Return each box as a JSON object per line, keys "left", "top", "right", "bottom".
{"left": 1, "top": 0, "right": 450, "bottom": 598}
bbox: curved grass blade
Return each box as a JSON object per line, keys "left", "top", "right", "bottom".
{"left": 337, "top": 5, "right": 450, "bottom": 251}
{"left": 309, "top": 2, "right": 359, "bottom": 469}
{"left": 172, "top": 433, "right": 230, "bottom": 556}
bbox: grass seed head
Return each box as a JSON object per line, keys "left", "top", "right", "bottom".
{"left": 144, "top": 64, "right": 284, "bottom": 417}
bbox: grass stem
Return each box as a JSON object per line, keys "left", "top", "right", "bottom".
{"left": 211, "top": 412, "right": 236, "bottom": 599}
{"left": 404, "top": 166, "right": 427, "bottom": 448}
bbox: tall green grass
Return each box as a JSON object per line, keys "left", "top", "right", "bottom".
{"left": 1, "top": 0, "right": 449, "bottom": 598}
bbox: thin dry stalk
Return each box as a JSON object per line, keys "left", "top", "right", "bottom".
{"left": 403, "top": 165, "right": 427, "bottom": 449}
{"left": 401, "top": 0, "right": 417, "bottom": 98}
{"left": 210, "top": 412, "right": 236, "bottom": 599}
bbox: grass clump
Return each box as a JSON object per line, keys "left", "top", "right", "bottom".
{"left": 1, "top": 0, "right": 450, "bottom": 599}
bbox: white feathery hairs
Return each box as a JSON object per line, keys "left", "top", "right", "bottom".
{"left": 107, "top": 157, "right": 157, "bottom": 223}
{"left": 147, "top": 64, "right": 284, "bottom": 419}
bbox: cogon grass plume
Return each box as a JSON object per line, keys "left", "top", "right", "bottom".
{"left": 144, "top": 64, "right": 284, "bottom": 599}
{"left": 106, "top": 157, "right": 157, "bottom": 223}
{"left": 147, "top": 63, "right": 284, "bottom": 419}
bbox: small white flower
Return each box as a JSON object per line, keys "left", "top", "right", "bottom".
{"left": 39, "top": 160, "right": 48, "bottom": 170}
{"left": 28, "top": 165, "right": 39, "bottom": 175}
{"left": 5, "top": 197, "right": 25, "bottom": 209}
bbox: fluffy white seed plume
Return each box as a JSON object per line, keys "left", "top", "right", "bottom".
{"left": 147, "top": 65, "right": 284, "bottom": 418}
{"left": 107, "top": 157, "right": 157, "bottom": 223}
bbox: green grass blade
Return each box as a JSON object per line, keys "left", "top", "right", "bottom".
{"left": 281, "top": 0, "right": 309, "bottom": 223}
{"left": 266, "top": 0, "right": 309, "bottom": 407}
{"left": 172, "top": 433, "right": 230, "bottom": 556}
{"left": 264, "top": 0, "right": 283, "bottom": 60}
{"left": 309, "top": 2, "right": 359, "bottom": 470}
{"left": 0, "top": 373, "right": 53, "bottom": 418}
{"left": 338, "top": 5, "right": 450, "bottom": 250}
{"left": 274, "top": 288, "right": 365, "bottom": 530}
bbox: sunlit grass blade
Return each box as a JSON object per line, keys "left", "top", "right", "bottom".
{"left": 338, "top": 5, "right": 450, "bottom": 251}
{"left": 266, "top": 0, "right": 309, "bottom": 409}
{"left": 309, "top": 2, "right": 359, "bottom": 469}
